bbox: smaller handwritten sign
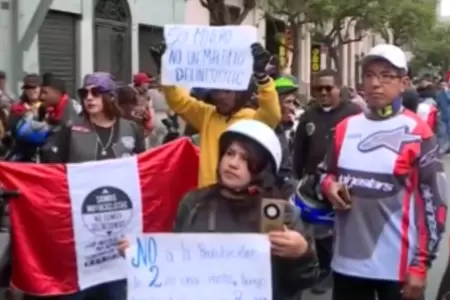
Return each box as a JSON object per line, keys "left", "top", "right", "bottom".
{"left": 126, "top": 233, "right": 272, "bottom": 300}
{"left": 161, "top": 25, "right": 257, "bottom": 91}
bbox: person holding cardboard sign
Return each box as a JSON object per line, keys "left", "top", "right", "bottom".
{"left": 150, "top": 40, "right": 281, "bottom": 188}
{"left": 119, "top": 119, "right": 319, "bottom": 300}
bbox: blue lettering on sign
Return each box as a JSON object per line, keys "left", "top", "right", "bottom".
{"left": 131, "top": 237, "right": 162, "bottom": 287}
{"left": 186, "top": 49, "right": 246, "bottom": 66}
{"left": 166, "top": 27, "right": 189, "bottom": 45}
{"left": 192, "top": 28, "right": 232, "bottom": 45}
{"left": 175, "top": 68, "right": 244, "bottom": 86}
{"left": 168, "top": 49, "right": 182, "bottom": 65}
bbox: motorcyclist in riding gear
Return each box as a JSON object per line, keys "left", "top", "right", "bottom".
{"left": 321, "top": 44, "right": 447, "bottom": 300}
{"left": 119, "top": 119, "right": 319, "bottom": 300}
{"left": 292, "top": 69, "right": 360, "bottom": 295}
{"left": 263, "top": 75, "right": 300, "bottom": 199}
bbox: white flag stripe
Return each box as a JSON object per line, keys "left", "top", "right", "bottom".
{"left": 67, "top": 156, "right": 143, "bottom": 290}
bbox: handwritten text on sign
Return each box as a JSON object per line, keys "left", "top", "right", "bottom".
{"left": 126, "top": 233, "right": 272, "bottom": 300}
{"left": 162, "top": 25, "right": 257, "bottom": 90}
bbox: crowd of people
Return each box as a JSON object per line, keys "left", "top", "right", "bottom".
{"left": 0, "top": 41, "right": 447, "bottom": 300}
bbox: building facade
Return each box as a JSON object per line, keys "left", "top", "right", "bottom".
{"left": 0, "top": 0, "right": 382, "bottom": 96}
{"left": 184, "top": 0, "right": 381, "bottom": 91}
{"left": 0, "top": 0, "right": 184, "bottom": 96}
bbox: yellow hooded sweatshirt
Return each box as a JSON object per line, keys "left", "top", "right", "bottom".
{"left": 162, "top": 80, "right": 281, "bottom": 187}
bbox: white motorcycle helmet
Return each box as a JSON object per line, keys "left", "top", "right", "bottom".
{"left": 219, "top": 119, "right": 282, "bottom": 172}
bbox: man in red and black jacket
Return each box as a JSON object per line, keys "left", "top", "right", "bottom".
{"left": 7, "top": 73, "right": 81, "bottom": 162}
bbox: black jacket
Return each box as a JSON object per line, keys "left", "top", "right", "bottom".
{"left": 174, "top": 187, "right": 319, "bottom": 300}
{"left": 264, "top": 125, "right": 295, "bottom": 199}
{"left": 417, "top": 85, "right": 436, "bottom": 100}
{"left": 293, "top": 101, "right": 360, "bottom": 177}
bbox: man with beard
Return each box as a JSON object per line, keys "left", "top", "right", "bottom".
{"left": 292, "top": 69, "right": 360, "bottom": 294}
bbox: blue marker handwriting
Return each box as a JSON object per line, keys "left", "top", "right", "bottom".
{"left": 162, "top": 25, "right": 256, "bottom": 90}
{"left": 127, "top": 234, "right": 271, "bottom": 300}
{"left": 131, "top": 237, "right": 161, "bottom": 287}
{"left": 166, "top": 27, "right": 234, "bottom": 46}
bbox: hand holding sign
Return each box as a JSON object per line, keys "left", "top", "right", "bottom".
{"left": 251, "top": 43, "right": 272, "bottom": 75}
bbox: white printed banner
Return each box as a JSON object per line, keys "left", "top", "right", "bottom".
{"left": 126, "top": 233, "right": 272, "bottom": 300}
{"left": 68, "top": 157, "right": 143, "bottom": 290}
{"left": 161, "top": 24, "right": 258, "bottom": 91}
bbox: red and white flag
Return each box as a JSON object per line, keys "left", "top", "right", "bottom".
{"left": 0, "top": 138, "right": 199, "bottom": 296}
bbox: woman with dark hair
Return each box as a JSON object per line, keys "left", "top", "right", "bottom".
{"left": 21, "top": 74, "right": 145, "bottom": 300}
{"left": 119, "top": 119, "right": 319, "bottom": 300}
{"left": 46, "top": 72, "right": 146, "bottom": 164}
{"left": 116, "top": 85, "right": 153, "bottom": 137}
{"left": 117, "top": 85, "right": 138, "bottom": 120}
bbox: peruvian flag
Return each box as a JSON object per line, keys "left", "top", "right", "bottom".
{"left": 0, "top": 138, "right": 199, "bottom": 296}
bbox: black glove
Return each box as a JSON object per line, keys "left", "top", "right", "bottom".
{"left": 251, "top": 43, "right": 272, "bottom": 75}
{"left": 149, "top": 42, "right": 167, "bottom": 73}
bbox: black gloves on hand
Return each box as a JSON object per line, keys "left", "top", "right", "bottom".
{"left": 149, "top": 42, "right": 167, "bottom": 74}
{"left": 251, "top": 43, "right": 272, "bottom": 75}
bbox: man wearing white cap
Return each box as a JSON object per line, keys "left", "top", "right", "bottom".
{"left": 320, "top": 44, "right": 447, "bottom": 300}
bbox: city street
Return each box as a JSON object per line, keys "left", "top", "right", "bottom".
{"left": 0, "top": 158, "right": 449, "bottom": 300}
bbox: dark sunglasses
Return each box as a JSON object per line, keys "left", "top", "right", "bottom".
{"left": 77, "top": 86, "right": 103, "bottom": 99}
{"left": 22, "top": 85, "right": 37, "bottom": 90}
{"left": 314, "top": 85, "right": 334, "bottom": 93}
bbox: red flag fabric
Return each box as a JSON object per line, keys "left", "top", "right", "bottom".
{"left": 0, "top": 138, "right": 199, "bottom": 295}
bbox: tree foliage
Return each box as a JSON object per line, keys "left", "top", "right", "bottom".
{"left": 258, "top": 0, "right": 392, "bottom": 75}
{"left": 409, "top": 25, "right": 450, "bottom": 77}
{"left": 199, "top": 0, "right": 256, "bottom": 25}
{"left": 375, "top": 0, "right": 437, "bottom": 46}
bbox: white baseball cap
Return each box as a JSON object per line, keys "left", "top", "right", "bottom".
{"left": 363, "top": 44, "right": 408, "bottom": 71}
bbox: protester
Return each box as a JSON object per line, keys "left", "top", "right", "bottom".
{"left": 435, "top": 75, "right": 450, "bottom": 153}
{"left": 116, "top": 85, "right": 147, "bottom": 131}
{"left": 403, "top": 88, "right": 438, "bottom": 133}
{"left": 342, "top": 86, "right": 367, "bottom": 110}
{"left": 40, "top": 72, "right": 82, "bottom": 124}
{"left": 132, "top": 72, "right": 154, "bottom": 138}
{"left": 147, "top": 75, "right": 174, "bottom": 148}
{"left": 46, "top": 72, "right": 145, "bottom": 164}
{"left": 150, "top": 42, "right": 281, "bottom": 188}
{"left": 133, "top": 72, "right": 152, "bottom": 104}
{"left": 268, "top": 75, "right": 299, "bottom": 199}
{"left": 292, "top": 69, "right": 360, "bottom": 294}
{"left": 320, "top": 44, "right": 447, "bottom": 300}
{"left": 438, "top": 79, "right": 447, "bottom": 91}
{"left": 21, "top": 73, "right": 145, "bottom": 300}
{"left": 402, "top": 88, "right": 420, "bottom": 113}
{"left": 119, "top": 119, "right": 319, "bottom": 300}
{"left": 416, "top": 76, "right": 437, "bottom": 104}
{"left": 5, "top": 74, "right": 45, "bottom": 161}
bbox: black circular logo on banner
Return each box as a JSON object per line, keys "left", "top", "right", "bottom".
{"left": 81, "top": 186, "right": 133, "bottom": 237}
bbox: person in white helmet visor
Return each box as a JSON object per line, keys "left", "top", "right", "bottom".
{"left": 119, "top": 119, "right": 319, "bottom": 300}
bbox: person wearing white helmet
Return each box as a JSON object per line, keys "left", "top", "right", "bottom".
{"left": 119, "top": 119, "right": 319, "bottom": 300}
